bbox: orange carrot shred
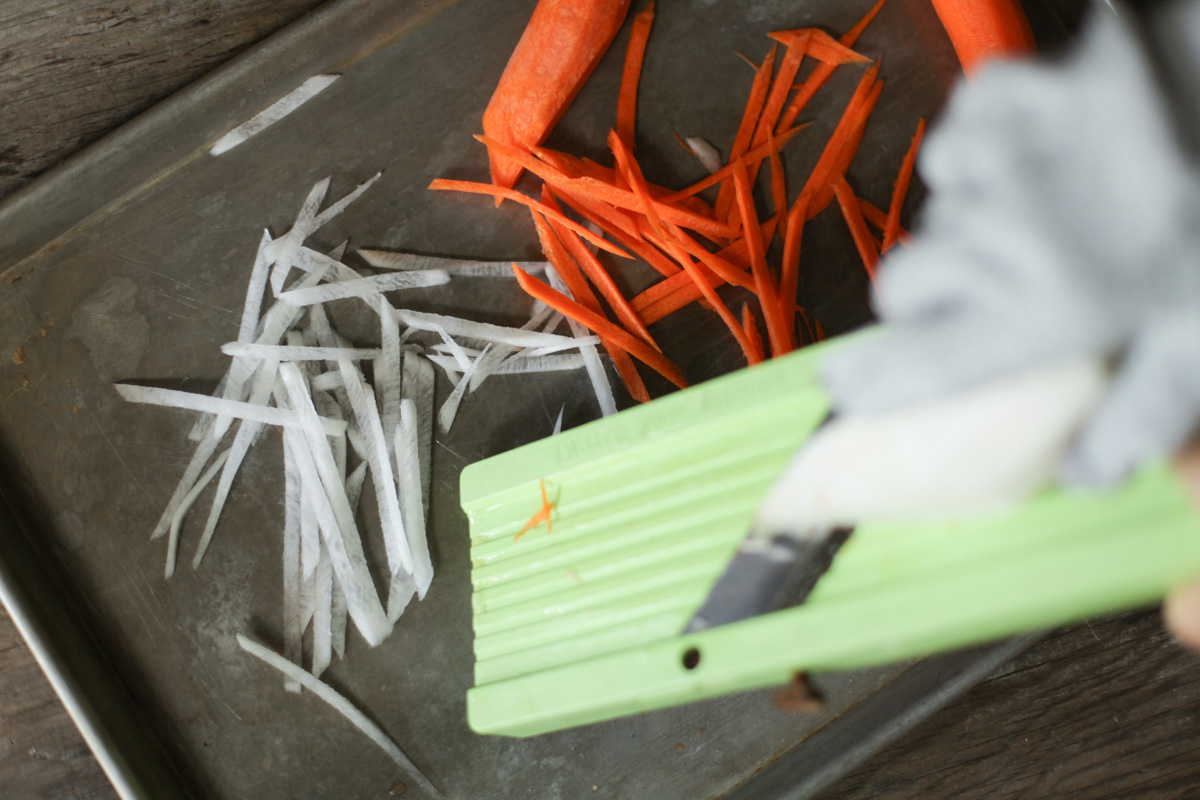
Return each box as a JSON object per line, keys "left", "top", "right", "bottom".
{"left": 778, "top": 193, "right": 809, "bottom": 328}
{"left": 732, "top": 159, "right": 792, "bottom": 356}
{"left": 767, "top": 129, "right": 787, "bottom": 224}
{"left": 617, "top": 1, "right": 655, "bottom": 149}
{"left": 833, "top": 176, "right": 880, "bottom": 280}
{"left": 515, "top": 480, "right": 555, "bottom": 540}
{"left": 883, "top": 117, "right": 926, "bottom": 252}
{"left": 741, "top": 304, "right": 765, "bottom": 363}
{"left": 810, "top": 77, "right": 883, "bottom": 215}
{"left": 814, "top": 317, "right": 827, "bottom": 342}
{"left": 513, "top": 265, "right": 688, "bottom": 389}
{"left": 429, "top": 178, "right": 630, "bottom": 258}
{"left": 715, "top": 44, "right": 777, "bottom": 222}
{"left": 792, "top": 29, "right": 872, "bottom": 66}
{"left": 777, "top": 0, "right": 887, "bottom": 133}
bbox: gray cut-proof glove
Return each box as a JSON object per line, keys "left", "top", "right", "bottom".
{"left": 819, "top": 4, "right": 1200, "bottom": 487}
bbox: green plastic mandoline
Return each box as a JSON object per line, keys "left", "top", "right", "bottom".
{"left": 459, "top": 338, "right": 1200, "bottom": 737}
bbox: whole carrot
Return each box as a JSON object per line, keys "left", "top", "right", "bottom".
{"left": 929, "top": 0, "right": 1035, "bottom": 75}
{"left": 483, "top": 0, "right": 632, "bottom": 195}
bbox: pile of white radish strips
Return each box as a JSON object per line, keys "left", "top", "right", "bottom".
{"left": 115, "top": 173, "right": 615, "bottom": 785}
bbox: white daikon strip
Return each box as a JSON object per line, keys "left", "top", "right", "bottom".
{"left": 337, "top": 357, "right": 412, "bottom": 576}
{"left": 544, "top": 265, "right": 616, "bottom": 417}
{"left": 277, "top": 365, "right": 392, "bottom": 645}
{"left": 426, "top": 321, "right": 472, "bottom": 373}
{"left": 553, "top": 405, "right": 565, "bottom": 436}
{"left": 278, "top": 270, "right": 449, "bottom": 306}
{"left": 310, "top": 371, "right": 342, "bottom": 392}
{"left": 438, "top": 346, "right": 489, "bottom": 434}
{"left": 345, "top": 461, "right": 368, "bottom": 512}
{"left": 193, "top": 357, "right": 282, "bottom": 570}
{"left": 311, "top": 172, "right": 382, "bottom": 232}
{"left": 396, "top": 400, "right": 433, "bottom": 597}
{"left": 523, "top": 336, "right": 602, "bottom": 357}
{"left": 186, "top": 373, "right": 228, "bottom": 442}
{"left": 400, "top": 354, "right": 434, "bottom": 519}
{"left": 282, "top": 441, "right": 302, "bottom": 693}
{"left": 683, "top": 136, "right": 723, "bottom": 174}
{"left": 236, "top": 635, "right": 443, "bottom": 798}
{"left": 270, "top": 177, "right": 329, "bottom": 295}
{"left": 312, "top": 548, "right": 333, "bottom": 678}
{"left": 429, "top": 343, "right": 482, "bottom": 358}
{"left": 425, "top": 354, "right": 462, "bottom": 380}
{"left": 312, "top": 392, "right": 347, "bottom": 481}
{"left": 329, "top": 240, "right": 348, "bottom": 262}
{"left": 330, "top": 571, "right": 347, "bottom": 660}
{"left": 358, "top": 250, "right": 546, "bottom": 277}
{"left": 209, "top": 75, "right": 339, "bottom": 156}
{"left": 165, "top": 449, "right": 230, "bottom": 578}
{"left": 387, "top": 570, "right": 416, "bottom": 622}
{"left": 493, "top": 354, "right": 586, "bottom": 374}
{"left": 222, "top": 342, "right": 383, "bottom": 362}
{"left": 299, "top": 462, "right": 322, "bottom": 581}
{"left": 376, "top": 298, "right": 402, "bottom": 465}
{"left": 466, "top": 344, "right": 510, "bottom": 394}
{"left": 115, "top": 384, "right": 346, "bottom": 436}
{"left": 396, "top": 309, "right": 581, "bottom": 349}
{"left": 238, "top": 230, "right": 274, "bottom": 343}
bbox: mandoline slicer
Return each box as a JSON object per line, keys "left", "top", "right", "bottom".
{"left": 459, "top": 338, "right": 1200, "bottom": 737}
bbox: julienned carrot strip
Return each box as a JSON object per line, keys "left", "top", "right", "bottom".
{"left": 483, "top": 0, "right": 633, "bottom": 195}
{"left": 777, "top": 0, "right": 887, "bottom": 133}
{"left": 883, "top": 117, "right": 926, "bottom": 252}
{"left": 742, "top": 304, "right": 765, "bottom": 364}
{"left": 660, "top": 238, "right": 761, "bottom": 365}
{"left": 568, "top": 154, "right": 719, "bottom": 217}
{"left": 609, "top": 129, "right": 666, "bottom": 240}
{"left": 714, "top": 45, "right": 778, "bottom": 222}
{"left": 429, "top": 178, "right": 630, "bottom": 258}
{"left": 767, "top": 130, "right": 787, "bottom": 222}
{"left": 796, "top": 29, "right": 872, "bottom": 65}
{"left": 632, "top": 216, "right": 779, "bottom": 322}
{"left": 542, "top": 187, "right": 659, "bottom": 348}
{"left": 531, "top": 197, "right": 651, "bottom": 403}
{"left": 858, "top": 197, "right": 886, "bottom": 230}
{"left": 663, "top": 123, "right": 807, "bottom": 203}
{"left": 833, "top": 176, "right": 880, "bottom": 279}
{"left": 810, "top": 78, "right": 883, "bottom": 215}
{"left": 790, "top": 61, "right": 879, "bottom": 220}
{"left": 639, "top": 221, "right": 756, "bottom": 292}
{"left": 732, "top": 159, "right": 792, "bottom": 356}
{"left": 929, "top": 0, "right": 1035, "bottom": 76}
{"left": 561, "top": 191, "right": 682, "bottom": 278}
{"left": 616, "top": 1, "right": 655, "bottom": 148}
{"left": 814, "top": 317, "right": 827, "bottom": 342}
{"left": 473, "top": 136, "right": 735, "bottom": 240}
{"left": 514, "top": 265, "right": 688, "bottom": 389}
{"left": 778, "top": 194, "right": 809, "bottom": 328}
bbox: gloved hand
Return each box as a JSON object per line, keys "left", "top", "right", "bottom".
{"left": 819, "top": 5, "right": 1200, "bottom": 488}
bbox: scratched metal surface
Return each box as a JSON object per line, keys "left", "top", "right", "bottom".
{"left": 0, "top": 0, "right": 1086, "bottom": 798}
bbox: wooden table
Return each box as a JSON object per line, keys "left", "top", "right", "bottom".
{"left": 3, "top": 3, "right": 1199, "bottom": 798}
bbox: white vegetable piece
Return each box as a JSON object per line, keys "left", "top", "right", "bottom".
{"left": 358, "top": 249, "right": 547, "bottom": 277}
{"left": 312, "top": 548, "right": 333, "bottom": 679}
{"left": 165, "top": 449, "right": 230, "bottom": 579}
{"left": 236, "top": 634, "right": 443, "bottom": 798}
{"left": 439, "top": 345, "right": 490, "bottom": 434}
{"left": 396, "top": 309, "right": 583, "bottom": 350}
{"left": 114, "top": 384, "right": 347, "bottom": 436}
{"left": 396, "top": 400, "right": 433, "bottom": 598}
{"left": 282, "top": 441, "right": 303, "bottom": 693}
{"left": 376, "top": 297, "right": 403, "bottom": 464}
{"left": 553, "top": 405, "right": 565, "bottom": 436}
{"left": 221, "top": 342, "right": 383, "bottom": 362}
{"left": 270, "top": 177, "right": 329, "bottom": 295}
{"left": 683, "top": 136, "right": 723, "bottom": 174}
{"left": 209, "top": 75, "right": 339, "bottom": 156}
{"left": 544, "top": 265, "right": 617, "bottom": 417}
{"left": 494, "top": 354, "right": 586, "bottom": 375}
{"left": 401, "top": 353, "right": 435, "bottom": 520}
{"left": 237, "top": 230, "right": 275, "bottom": 344}
{"left": 277, "top": 270, "right": 449, "bottom": 306}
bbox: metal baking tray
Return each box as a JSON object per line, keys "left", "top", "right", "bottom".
{"left": 0, "top": 0, "right": 1085, "bottom": 797}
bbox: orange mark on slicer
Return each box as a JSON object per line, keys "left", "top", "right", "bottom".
{"left": 515, "top": 480, "right": 554, "bottom": 540}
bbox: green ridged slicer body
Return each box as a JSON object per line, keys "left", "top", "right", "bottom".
{"left": 459, "top": 339, "right": 1200, "bottom": 737}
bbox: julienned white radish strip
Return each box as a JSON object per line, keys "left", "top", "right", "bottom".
{"left": 387, "top": 570, "right": 417, "bottom": 622}
{"left": 312, "top": 392, "right": 347, "bottom": 481}
{"left": 236, "top": 634, "right": 443, "bottom": 797}
{"left": 426, "top": 356, "right": 462, "bottom": 382}
{"left": 544, "top": 265, "right": 617, "bottom": 418}
{"left": 330, "top": 571, "right": 347, "bottom": 661}
{"left": 345, "top": 461, "right": 368, "bottom": 513}
{"left": 312, "top": 549, "right": 333, "bottom": 679}
{"left": 238, "top": 230, "right": 274, "bottom": 343}
{"left": 396, "top": 309, "right": 582, "bottom": 349}
{"left": 684, "top": 136, "right": 723, "bottom": 174}
{"left": 270, "top": 177, "right": 329, "bottom": 295}
{"left": 278, "top": 366, "right": 391, "bottom": 646}
{"left": 493, "top": 354, "right": 586, "bottom": 374}
{"left": 310, "top": 371, "right": 342, "bottom": 392}
{"left": 222, "top": 343, "right": 383, "bottom": 362}
{"left": 377, "top": 297, "right": 402, "bottom": 465}
{"left": 209, "top": 75, "right": 339, "bottom": 156}
{"left": 465, "top": 345, "right": 511, "bottom": 394}
{"left": 186, "top": 373, "right": 228, "bottom": 442}
{"left": 311, "top": 172, "right": 382, "bottom": 232}
{"left": 438, "top": 345, "right": 489, "bottom": 434}
{"left": 522, "top": 337, "right": 603, "bottom": 357}
{"left": 396, "top": 400, "right": 433, "bottom": 597}
{"left": 337, "top": 357, "right": 413, "bottom": 576}
{"left": 299, "top": 464, "right": 322, "bottom": 581}
{"left": 193, "top": 357, "right": 282, "bottom": 570}
{"left": 553, "top": 405, "right": 565, "bottom": 436}
{"left": 401, "top": 353, "right": 435, "bottom": 520}
{"left": 165, "top": 448, "right": 230, "bottom": 578}
{"left": 358, "top": 249, "right": 547, "bottom": 276}
{"left": 115, "top": 384, "right": 347, "bottom": 436}
{"left": 265, "top": 173, "right": 380, "bottom": 269}
{"left": 282, "top": 441, "right": 302, "bottom": 693}
{"left": 278, "top": 270, "right": 450, "bottom": 306}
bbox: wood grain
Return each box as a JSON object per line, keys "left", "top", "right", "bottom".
{"left": 4, "top": 2, "right": 1200, "bottom": 800}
